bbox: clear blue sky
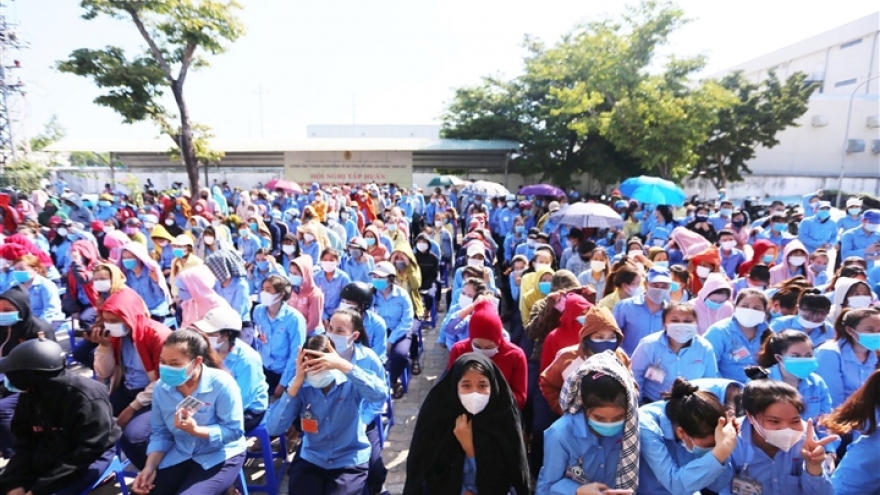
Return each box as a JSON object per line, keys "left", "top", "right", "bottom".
{"left": 10, "top": 0, "right": 878, "bottom": 143}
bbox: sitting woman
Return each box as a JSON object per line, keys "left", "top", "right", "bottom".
{"left": 9, "top": 254, "right": 63, "bottom": 322}
{"left": 537, "top": 351, "right": 640, "bottom": 494}
{"left": 0, "top": 339, "right": 121, "bottom": 495}
{"left": 266, "top": 334, "right": 388, "bottom": 495}
{"left": 447, "top": 299, "right": 528, "bottom": 409}
{"left": 438, "top": 277, "right": 494, "bottom": 349}
{"left": 404, "top": 353, "right": 529, "bottom": 495}
{"left": 286, "top": 255, "right": 325, "bottom": 335}
{"left": 175, "top": 264, "right": 232, "bottom": 329}
{"left": 204, "top": 250, "right": 253, "bottom": 342}
{"left": 132, "top": 329, "right": 246, "bottom": 495}
{"left": 119, "top": 242, "right": 172, "bottom": 321}
{"left": 253, "top": 274, "right": 307, "bottom": 398}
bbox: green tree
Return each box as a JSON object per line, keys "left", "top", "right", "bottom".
{"left": 28, "top": 115, "right": 66, "bottom": 152}
{"left": 692, "top": 70, "right": 817, "bottom": 189}
{"left": 56, "top": 0, "right": 244, "bottom": 194}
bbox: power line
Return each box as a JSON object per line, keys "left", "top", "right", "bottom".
{"left": 0, "top": 0, "right": 24, "bottom": 172}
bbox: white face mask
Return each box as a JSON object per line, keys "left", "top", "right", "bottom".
{"left": 847, "top": 295, "right": 872, "bottom": 309}
{"left": 93, "top": 279, "right": 112, "bottom": 293}
{"left": 459, "top": 391, "right": 491, "bottom": 415}
{"left": 750, "top": 416, "right": 804, "bottom": 452}
{"left": 203, "top": 236, "right": 215, "bottom": 246}
{"left": 104, "top": 321, "right": 128, "bottom": 338}
{"left": 666, "top": 323, "right": 697, "bottom": 344}
{"left": 735, "top": 307, "right": 766, "bottom": 327}
{"left": 259, "top": 291, "right": 280, "bottom": 306}
{"left": 458, "top": 294, "right": 473, "bottom": 308}
{"left": 282, "top": 245, "right": 295, "bottom": 255}
{"left": 104, "top": 225, "right": 116, "bottom": 233}
{"left": 590, "top": 260, "right": 606, "bottom": 272}
{"left": 788, "top": 256, "right": 806, "bottom": 267}
{"left": 471, "top": 343, "right": 498, "bottom": 358}
{"left": 720, "top": 240, "right": 735, "bottom": 251}
{"left": 207, "top": 335, "right": 224, "bottom": 351}
{"left": 57, "top": 227, "right": 69, "bottom": 237}
{"left": 327, "top": 333, "right": 353, "bottom": 352}
{"left": 798, "top": 316, "right": 823, "bottom": 329}
{"left": 467, "top": 258, "right": 483, "bottom": 268}
{"left": 304, "top": 233, "right": 315, "bottom": 243}
{"left": 321, "top": 261, "right": 337, "bottom": 273}
{"left": 696, "top": 266, "right": 712, "bottom": 279}
{"left": 534, "top": 262, "right": 551, "bottom": 272}
{"left": 416, "top": 242, "right": 429, "bottom": 252}
{"left": 627, "top": 249, "right": 642, "bottom": 258}
{"left": 165, "top": 218, "right": 175, "bottom": 226}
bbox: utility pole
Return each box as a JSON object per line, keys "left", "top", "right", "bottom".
{"left": 0, "top": 1, "right": 25, "bottom": 173}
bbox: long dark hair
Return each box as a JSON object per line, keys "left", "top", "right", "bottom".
{"left": 165, "top": 328, "right": 222, "bottom": 369}
{"left": 821, "top": 369, "right": 880, "bottom": 435}
{"left": 665, "top": 378, "right": 726, "bottom": 438}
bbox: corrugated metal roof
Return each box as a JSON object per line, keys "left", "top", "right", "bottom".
{"left": 46, "top": 138, "right": 519, "bottom": 153}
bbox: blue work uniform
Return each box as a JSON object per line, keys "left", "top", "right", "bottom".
{"left": 122, "top": 267, "right": 170, "bottom": 317}
{"left": 703, "top": 316, "right": 769, "bottom": 383}
{"left": 23, "top": 275, "right": 63, "bottom": 322}
{"left": 147, "top": 366, "right": 246, "bottom": 470}
{"left": 798, "top": 215, "right": 838, "bottom": 254}
{"left": 215, "top": 276, "right": 252, "bottom": 323}
{"left": 719, "top": 249, "right": 746, "bottom": 280}
{"left": 252, "top": 303, "right": 307, "bottom": 388}
{"left": 363, "top": 311, "right": 388, "bottom": 362}
{"left": 815, "top": 338, "right": 878, "bottom": 407}
{"left": 225, "top": 342, "right": 269, "bottom": 415}
{"left": 831, "top": 423, "right": 880, "bottom": 495}
{"left": 340, "top": 254, "right": 374, "bottom": 285}
{"left": 612, "top": 295, "right": 665, "bottom": 356}
{"left": 766, "top": 366, "right": 831, "bottom": 424}
{"left": 768, "top": 315, "right": 832, "bottom": 348}
{"left": 536, "top": 413, "right": 623, "bottom": 494}
{"left": 313, "top": 267, "right": 352, "bottom": 321}
{"left": 372, "top": 285, "right": 414, "bottom": 345}
{"left": 631, "top": 330, "right": 719, "bottom": 403}
{"left": 238, "top": 234, "right": 262, "bottom": 265}
{"left": 839, "top": 225, "right": 880, "bottom": 260}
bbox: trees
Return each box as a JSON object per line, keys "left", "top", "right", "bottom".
{"left": 56, "top": 0, "right": 244, "bottom": 194}
{"left": 692, "top": 71, "right": 817, "bottom": 190}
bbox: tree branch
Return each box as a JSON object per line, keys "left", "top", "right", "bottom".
{"left": 178, "top": 41, "right": 197, "bottom": 86}
{"left": 125, "top": 6, "right": 175, "bottom": 82}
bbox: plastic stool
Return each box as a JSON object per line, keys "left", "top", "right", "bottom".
{"left": 245, "top": 423, "right": 289, "bottom": 494}
{"left": 81, "top": 455, "right": 128, "bottom": 495}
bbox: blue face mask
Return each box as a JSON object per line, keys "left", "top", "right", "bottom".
{"left": 769, "top": 310, "right": 782, "bottom": 320}
{"left": 585, "top": 337, "right": 617, "bottom": 355}
{"left": 289, "top": 275, "right": 303, "bottom": 286}
{"left": 538, "top": 281, "right": 552, "bottom": 295}
{"left": 588, "top": 417, "right": 624, "bottom": 437}
{"left": 122, "top": 258, "right": 138, "bottom": 270}
{"left": 633, "top": 211, "right": 644, "bottom": 220}
{"left": 857, "top": 332, "right": 880, "bottom": 352}
{"left": 654, "top": 260, "right": 669, "bottom": 268}
{"left": 782, "top": 356, "right": 819, "bottom": 379}
{"left": 366, "top": 237, "right": 376, "bottom": 247}
{"left": 257, "top": 260, "right": 269, "bottom": 271}
{"left": 177, "top": 284, "right": 192, "bottom": 302}
{"left": 704, "top": 299, "right": 725, "bottom": 310}
{"left": 0, "top": 311, "right": 20, "bottom": 326}
{"left": 372, "top": 278, "right": 389, "bottom": 291}
{"left": 159, "top": 362, "right": 193, "bottom": 387}
{"left": 847, "top": 208, "right": 861, "bottom": 217}
{"left": 720, "top": 208, "right": 732, "bottom": 217}
{"left": 816, "top": 210, "right": 831, "bottom": 220}
{"left": 172, "top": 248, "right": 186, "bottom": 258}
{"left": 515, "top": 225, "right": 524, "bottom": 233}
{"left": 670, "top": 282, "right": 681, "bottom": 292}
{"left": 11, "top": 270, "right": 32, "bottom": 284}
{"left": 773, "top": 223, "right": 787, "bottom": 233}
{"left": 763, "top": 254, "right": 775, "bottom": 263}
{"left": 683, "top": 440, "right": 713, "bottom": 458}
{"left": 3, "top": 376, "right": 23, "bottom": 394}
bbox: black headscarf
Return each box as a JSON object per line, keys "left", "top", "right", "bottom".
{"left": 403, "top": 353, "right": 529, "bottom": 495}
{"left": 0, "top": 285, "right": 56, "bottom": 358}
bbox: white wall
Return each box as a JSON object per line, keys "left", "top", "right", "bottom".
{"left": 684, "top": 174, "right": 880, "bottom": 202}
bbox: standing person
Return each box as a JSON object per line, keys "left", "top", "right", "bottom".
{"left": 266, "top": 334, "right": 388, "bottom": 495}
{"left": 190, "top": 306, "right": 269, "bottom": 433}
{"left": 821, "top": 369, "right": 880, "bottom": 495}
{"left": 537, "top": 351, "right": 641, "bottom": 495}
{"left": 0, "top": 339, "right": 121, "bottom": 495}
{"left": 131, "top": 329, "right": 247, "bottom": 495}
{"left": 404, "top": 353, "right": 530, "bottom": 495}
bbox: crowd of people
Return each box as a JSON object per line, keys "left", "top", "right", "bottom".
{"left": 0, "top": 179, "right": 878, "bottom": 495}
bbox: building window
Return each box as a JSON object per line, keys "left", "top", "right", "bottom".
{"left": 840, "top": 38, "right": 862, "bottom": 49}
{"left": 835, "top": 78, "right": 857, "bottom": 87}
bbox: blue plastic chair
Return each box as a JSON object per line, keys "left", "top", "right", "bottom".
{"left": 81, "top": 455, "right": 128, "bottom": 495}
{"left": 376, "top": 393, "right": 394, "bottom": 447}
{"left": 238, "top": 469, "right": 250, "bottom": 495}
{"left": 244, "top": 423, "right": 289, "bottom": 495}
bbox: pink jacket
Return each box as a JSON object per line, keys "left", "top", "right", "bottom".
{"left": 286, "top": 255, "right": 324, "bottom": 334}
{"left": 768, "top": 240, "right": 812, "bottom": 285}
{"left": 694, "top": 273, "right": 735, "bottom": 335}
{"left": 177, "top": 265, "right": 232, "bottom": 329}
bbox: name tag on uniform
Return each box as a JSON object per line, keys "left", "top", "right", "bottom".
{"left": 301, "top": 408, "right": 319, "bottom": 434}
{"left": 645, "top": 365, "right": 666, "bottom": 384}
{"left": 731, "top": 347, "right": 750, "bottom": 361}
{"left": 565, "top": 464, "right": 589, "bottom": 484}
{"left": 731, "top": 474, "right": 762, "bottom": 495}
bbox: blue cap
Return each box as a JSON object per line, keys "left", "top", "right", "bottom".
{"left": 647, "top": 266, "right": 673, "bottom": 284}
{"left": 864, "top": 209, "right": 880, "bottom": 223}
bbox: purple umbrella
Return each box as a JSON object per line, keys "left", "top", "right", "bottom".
{"left": 519, "top": 184, "right": 564, "bottom": 197}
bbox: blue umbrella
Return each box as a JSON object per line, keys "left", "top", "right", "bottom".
{"left": 551, "top": 202, "right": 623, "bottom": 229}
{"left": 619, "top": 176, "right": 686, "bottom": 206}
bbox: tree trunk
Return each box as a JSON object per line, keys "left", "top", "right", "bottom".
{"left": 171, "top": 81, "right": 200, "bottom": 194}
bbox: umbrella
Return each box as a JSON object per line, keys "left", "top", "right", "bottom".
{"left": 519, "top": 184, "right": 564, "bottom": 197}
{"left": 427, "top": 175, "right": 465, "bottom": 187}
{"left": 461, "top": 180, "right": 510, "bottom": 197}
{"left": 265, "top": 178, "right": 303, "bottom": 194}
{"left": 551, "top": 202, "right": 624, "bottom": 229}
{"left": 619, "top": 176, "right": 686, "bottom": 207}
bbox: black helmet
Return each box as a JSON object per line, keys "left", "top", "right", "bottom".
{"left": 340, "top": 281, "right": 374, "bottom": 309}
{"left": 0, "top": 338, "right": 65, "bottom": 373}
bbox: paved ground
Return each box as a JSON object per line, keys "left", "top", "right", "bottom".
{"left": 89, "top": 313, "right": 449, "bottom": 495}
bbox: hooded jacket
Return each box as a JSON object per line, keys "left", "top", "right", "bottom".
{"left": 0, "top": 285, "right": 55, "bottom": 358}
{"left": 688, "top": 246, "right": 722, "bottom": 295}
{"left": 519, "top": 265, "right": 557, "bottom": 327}
{"left": 286, "top": 255, "right": 324, "bottom": 333}
{"left": 525, "top": 270, "right": 595, "bottom": 362}
{"left": 539, "top": 305, "right": 630, "bottom": 415}
{"left": 694, "top": 273, "right": 735, "bottom": 334}
{"left": 391, "top": 239, "right": 425, "bottom": 317}
{"left": 737, "top": 239, "right": 777, "bottom": 277}
{"left": 0, "top": 370, "right": 120, "bottom": 495}
{"left": 176, "top": 265, "right": 229, "bottom": 329}
{"left": 669, "top": 226, "right": 712, "bottom": 260}
{"left": 94, "top": 288, "right": 171, "bottom": 410}
{"left": 768, "top": 239, "right": 810, "bottom": 285}
{"left": 447, "top": 300, "right": 528, "bottom": 409}
{"left": 364, "top": 225, "right": 389, "bottom": 264}
{"left": 540, "top": 294, "right": 592, "bottom": 372}
{"left": 829, "top": 277, "right": 870, "bottom": 322}
{"left": 37, "top": 198, "right": 60, "bottom": 227}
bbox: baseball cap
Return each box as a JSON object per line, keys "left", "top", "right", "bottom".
{"left": 371, "top": 261, "right": 396, "bottom": 278}
{"left": 647, "top": 266, "right": 673, "bottom": 284}
{"left": 467, "top": 243, "right": 485, "bottom": 257}
{"left": 548, "top": 201, "right": 561, "bottom": 213}
{"left": 172, "top": 234, "right": 194, "bottom": 247}
{"left": 191, "top": 306, "right": 242, "bottom": 334}
{"left": 846, "top": 197, "right": 863, "bottom": 207}
{"left": 864, "top": 210, "right": 880, "bottom": 223}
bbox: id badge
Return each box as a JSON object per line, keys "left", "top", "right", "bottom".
{"left": 645, "top": 365, "right": 667, "bottom": 384}
{"left": 731, "top": 347, "right": 750, "bottom": 361}
{"left": 176, "top": 396, "right": 205, "bottom": 414}
{"left": 564, "top": 464, "right": 589, "bottom": 485}
{"left": 731, "top": 474, "right": 762, "bottom": 495}
{"left": 301, "top": 409, "right": 318, "bottom": 434}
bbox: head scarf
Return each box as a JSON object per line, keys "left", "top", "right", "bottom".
{"left": 738, "top": 239, "right": 777, "bottom": 277}
{"left": 2, "top": 234, "right": 53, "bottom": 267}
{"left": 694, "top": 273, "right": 735, "bottom": 334}
{"left": 176, "top": 265, "right": 229, "bottom": 329}
{"left": 403, "top": 352, "right": 530, "bottom": 495}
{"left": 205, "top": 249, "right": 248, "bottom": 282}
{"left": 102, "top": 230, "right": 131, "bottom": 264}
{"left": 670, "top": 226, "right": 712, "bottom": 260}
{"left": 119, "top": 242, "right": 171, "bottom": 303}
{"left": 559, "top": 351, "right": 640, "bottom": 493}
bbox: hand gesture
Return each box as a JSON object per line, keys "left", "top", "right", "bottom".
{"left": 712, "top": 416, "right": 738, "bottom": 462}
{"left": 453, "top": 414, "right": 474, "bottom": 457}
{"left": 90, "top": 326, "right": 112, "bottom": 347}
{"left": 131, "top": 466, "right": 156, "bottom": 494}
{"left": 303, "top": 348, "right": 352, "bottom": 374}
{"left": 802, "top": 419, "right": 839, "bottom": 475}
{"left": 174, "top": 408, "right": 199, "bottom": 436}
{"left": 575, "top": 483, "right": 609, "bottom": 495}
{"left": 293, "top": 349, "right": 308, "bottom": 384}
